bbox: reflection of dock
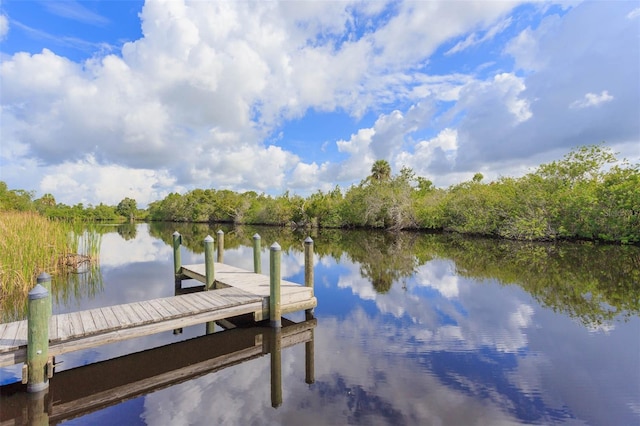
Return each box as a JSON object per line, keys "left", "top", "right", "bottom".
{"left": 0, "top": 317, "right": 316, "bottom": 424}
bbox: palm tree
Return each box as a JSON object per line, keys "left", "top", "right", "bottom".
{"left": 370, "top": 160, "right": 391, "bottom": 182}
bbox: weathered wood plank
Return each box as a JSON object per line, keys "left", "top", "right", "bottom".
{"left": 69, "top": 312, "right": 85, "bottom": 337}
{"left": 109, "top": 305, "right": 132, "bottom": 328}
{"left": 180, "top": 294, "right": 209, "bottom": 312}
{"left": 79, "top": 310, "right": 98, "bottom": 335}
{"left": 49, "top": 315, "right": 59, "bottom": 342}
{"left": 199, "top": 291, "right": 236, "bottom": 308}
{"left": 15, "top": 320, "right": 28, "bottom": 347}
{"left": 156, "top": 298, "right": 184, "bottom": 318}
{"left": 166, "top": 296, "right": 196, "bottom": 315}
{"left": 100, "top": 307, "right": 122, "bottom": 330}
{"left": 56, "top": 313, "right": 71, "bottom": 340}
{"left": 137, "top": 302, "right": 165, "bottom": 322}
{"left": 90, "top": 309, "right": 109, "bottom": 333}
{"left": 130, "top": 303, "right": 154, "bottom": 324}
{"left": 158, "top": 298, "right": 188, "bottom": 316}
{"left": 0, "top": 321, "right": 20, "bottom": 351}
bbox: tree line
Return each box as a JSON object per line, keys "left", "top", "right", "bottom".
{"left": 146, "top": 145, "right": 639, "bottom": 243}
{"left": 1, "top": 144, "right": 638, "bottom": 243}
{"left": 0, "top": 183, "right": 142, "bottom": 222}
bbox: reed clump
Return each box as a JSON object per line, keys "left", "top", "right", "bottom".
{"left": 0, "top": 212, "right": 74, "bottom": 319}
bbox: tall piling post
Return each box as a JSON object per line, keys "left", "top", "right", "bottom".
{"left": 25, "top": 285, "right": 50, "bottom": 392}
{"left": 204, "top": 235, "right": 216, "bottom": 334}
{"left": 204, "top": 235, "right": 215, "bottom": 291}
{"left": 172, "top": 232, "right": 182, "bottom": 290}
{"left": 304, "top": 237, "right": 315, "bottom": 317}
{"left": 36, "top": 273, "right": 52, "bottom": 321}
{"left": 217, "top": 230, "right": 224, "bottom": 263}
{"left": 270, "top": 243, "right": 282, "bottom": 329}
{"left": 253, "top": 234, "right": 262, "bottom": 273}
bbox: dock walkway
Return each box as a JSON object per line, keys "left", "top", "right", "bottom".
{"left": 0, "top": 262, "right": 316, "bottom": 367}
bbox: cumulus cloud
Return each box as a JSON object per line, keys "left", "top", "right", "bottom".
{"left": 448, "top": 1, "right": 640, "bottom": 173}
{"left": 569, "top": 90, "right": 614, "bottom": 109}
{"left": 0, "top": 0, "right": 638, "bottom": 206}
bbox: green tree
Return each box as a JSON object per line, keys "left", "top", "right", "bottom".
{"left": 0, "top": 182, "right": 34, "bottom": 211}
{"left": 116, "top": 197, "right": 138, "bottom": 222}
{"left": 369, "top": 160, "right": 392, "bottom": 183}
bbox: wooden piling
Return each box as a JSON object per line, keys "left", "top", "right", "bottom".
{"left": 304, "top": 237, "right": 314, "bottom": 289}
{"left": 304, "top": 237, "right": 314, "bottom": 316}
{"left": 172, "top": 232, "right": 182, "bottom": 289}
{"left": 36, "top": 273, "right": 52, "bottom": 320}
{"left": 204, "top": 235, "right": 215, "bottom": 291}
{"left": 253, "top": 234, "right": 261, "bottom": 274}
{"left": 26, "top": 284, "right": 50, "bottom": 392}
{"left": 217, "top": 230, "right": 224, "bottom": 263}
{"left": 270, "top": 243, "right": 282, "bottom": 329}
{"left": 207, "top": 232, "right": 223, "bottom": 344}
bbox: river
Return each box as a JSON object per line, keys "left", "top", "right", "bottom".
{"left": 1, "top": 222, "right": 639, "bottom": 425}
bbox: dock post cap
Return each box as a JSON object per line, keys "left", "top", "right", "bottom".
{"left": 253, "top": 233, "right": 261, "bottom": 240}
{"left": 204, "top": 235, "right": 214, "bottom": 243}
{"left": 217, "top": 229, "right": 224, "bottom": 235}
{"left": 304, "top": 237, "right": 313, "bottom": 244}
{"left": 172, "top": 231, "right": 181, "bottom": 236}
{"left": 270, "top": 242, "right": 281, "bottom": 251}
{"left": 36, "top": 272, "right": 51, "bottom": 283}
{"left": 28, "top": 284, "right": 49, "bottom": 300}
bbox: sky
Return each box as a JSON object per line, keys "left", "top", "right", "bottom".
{"left": 0, "top": 0, "right": 638, "bottom": 208}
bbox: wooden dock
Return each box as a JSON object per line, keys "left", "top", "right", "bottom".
{"left": 181, "top": 262, "right": 317, "bottom": 320}
{"left": 1, "top": 318, "right": 316, "bottom": 424}
{"left": 0, "top": 263, "right": 316, "bottom": 367}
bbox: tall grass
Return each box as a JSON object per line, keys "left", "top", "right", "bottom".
{"left": 0, "top": 212, "right": 102, "bottom": 321}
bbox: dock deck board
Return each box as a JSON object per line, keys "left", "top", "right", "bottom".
{"left": 0, "top": 262, "right": 316, "bottom": 367}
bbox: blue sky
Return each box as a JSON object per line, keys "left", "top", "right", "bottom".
{"left": 1, "top": 0, "right": 638, "bottom": 207}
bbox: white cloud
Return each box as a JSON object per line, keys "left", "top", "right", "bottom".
{"left": 38, "top": 156, "right": 178, "bottom": 207}
{"left": 0, "top": 15, "right": 8, "bottom": 41}
{"left": 43, "top": 1, "right": 110, "bottom": 26}
{"left": 395, "top": 128, "right": 458, "bottom": 182}
{"left": 446, "top": 17, "right": 512, "bottom": 55}
{"left": 449, "top": 1, "right": 640, "bottom": 174}
{"left": 569, "top": 90, "right": 614, "bottom": 109}
{"left": 1, "top": 0, "right": 638, "bottom": 206}
{"left": 627, "top": 7, "right": 640, "bottom": 19}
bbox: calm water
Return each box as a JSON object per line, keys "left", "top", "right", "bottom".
{"left": 1, "top": 223, "right": 639, "bottom": 425}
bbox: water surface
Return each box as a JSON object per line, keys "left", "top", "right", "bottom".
{"left": 1, "top": 223, "right": 638, "bottom": 425}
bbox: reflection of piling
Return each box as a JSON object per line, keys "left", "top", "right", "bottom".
{"left": 217, "top": 230, "right": 224, "bottom": 263}
{"left": 304, "top": 237, "right": 314, "bottom": 317}
{"left": 270, "top": 328, "right": 283, "bottom": 408}
{"left": 253, "top": 234, "right": 261, "bottom": 273}
{"left": 27, "top": 388, "right": 50, "bottom": 426}
{"left": 204, "top": 235, "right": 215, "bottom": 291}
{"left": 172, "top": 232, "right": 182, "bottom": 290}
{"left": 305, "top": 312, "right": 315, "bottom": 385}
{"left": 270, "top": 243, "right": 282, "bottom": 329}
{"left": 25, "top": 285, "right": 50, "bottom": 393}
